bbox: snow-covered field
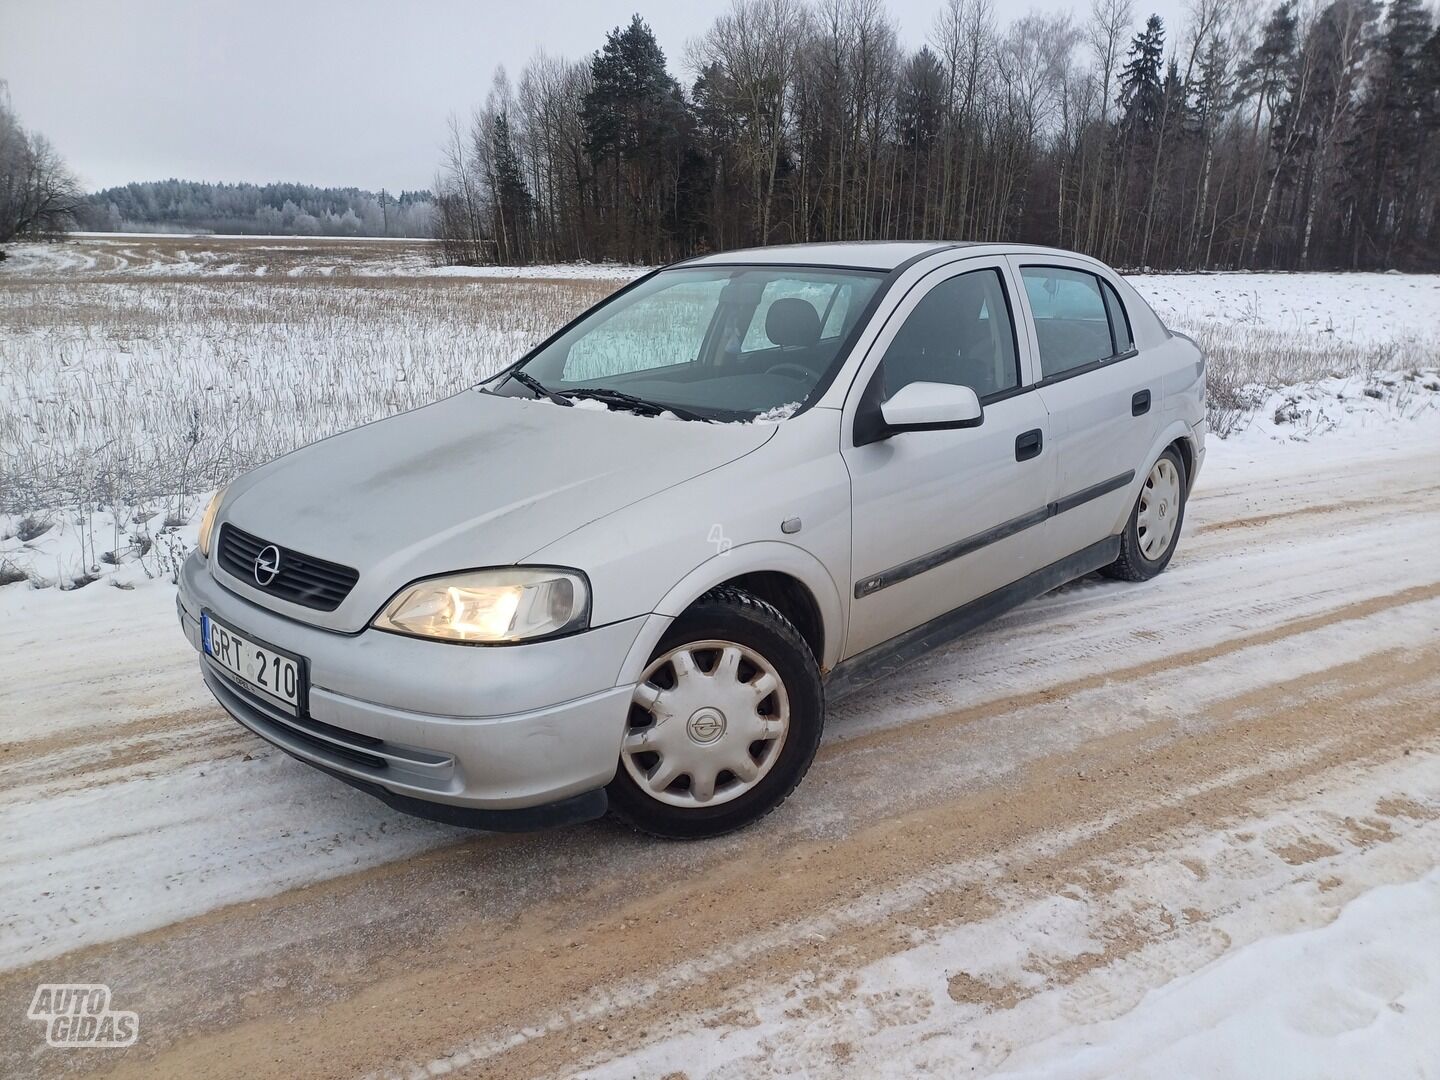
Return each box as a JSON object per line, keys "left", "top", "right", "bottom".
{"left": 0, "top": 233, "right": 646, "bottom": 280}
{"left": 1, "top": 238, "right": 1438, "bottom": 1078}
{"left": 3, "top": 236, "right": 1437, "bottom": 594}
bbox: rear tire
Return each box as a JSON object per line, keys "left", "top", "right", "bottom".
{"left": 607, "top": 587, "right": 823, "bottom": 839}
{"left": 1101, "top": 446, "right": 1188, "bottom": 582}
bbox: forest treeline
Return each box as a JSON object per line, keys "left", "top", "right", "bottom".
{"left": 81, "top": 180, "right": 437, "bottom": 237}
{"left": 435, "top": 0, "right": 1440, "bottom": 271}
{"left": 2, "top": 85, "right": 437, "bottom": 243}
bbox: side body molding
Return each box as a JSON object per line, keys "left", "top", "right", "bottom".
{"left": 855, "top": 470, "right": 1134, "bottom": 599}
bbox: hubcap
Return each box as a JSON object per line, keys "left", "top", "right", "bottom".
{"left": 623, "top": 639, "right": 790, "bottom": 808}
{"left": 1137, "top": 457, "right": 1182, "bottom": 560}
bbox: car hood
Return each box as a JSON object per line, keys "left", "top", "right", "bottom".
{"left": 217, "top": 390, "right": 777, "bottom": 631}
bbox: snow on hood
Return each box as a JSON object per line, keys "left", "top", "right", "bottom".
{"left": 217, "top": 389, "right": 776, "bottom": 631}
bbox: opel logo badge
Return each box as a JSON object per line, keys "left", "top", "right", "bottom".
{"left": 254, "top": 545, "right": 282, "bottom": 586}
{"left": 686, "top": 708, "right": 726, "bottom": 744}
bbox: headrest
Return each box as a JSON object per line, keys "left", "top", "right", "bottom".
{"left": 765, "top": 297, "right": 821, "bottom": 348}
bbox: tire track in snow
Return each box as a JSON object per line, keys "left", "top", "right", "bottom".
{"left": 75, "top": 638, "right": 1439, "bottom": 1080}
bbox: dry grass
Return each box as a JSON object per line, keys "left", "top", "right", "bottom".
{"left": 1190, "top": 324, "right": 1429, "bottom": 438}
{"left": 0, "top": 256, "right": 616, "bottom": 514}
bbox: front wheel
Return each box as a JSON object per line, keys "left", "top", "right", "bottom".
{"left": 607, "top": 587, "right": 823, "bottom": 839}
{"left": 1101, "top": 447, "right": 1188, "bottom": 582}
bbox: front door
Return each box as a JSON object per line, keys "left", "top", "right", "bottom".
{"left": 841, "top": 262, "right": 1053, "bottom": 659}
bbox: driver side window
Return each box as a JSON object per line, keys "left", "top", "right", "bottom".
{"left": 880, "top": 268, "right": 1019, "bottom": 400}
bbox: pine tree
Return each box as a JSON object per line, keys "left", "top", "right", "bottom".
{"left": 898, "top": 47, "right": 946, "bottom": 236}
{"left": 1343, "top": 0, "right": 1434, "bottom": 265}
{"left": 1118, "top": 16, "right": 1166, "bottom": 142}
{"left": 581, "top": 15, "right": 688, "bottom": 262}
{"left": 1235, "top": 0, "right": 1300, "bottom": 143}
{"left": 490, "top": 111, "right": 534, "bottom": 264}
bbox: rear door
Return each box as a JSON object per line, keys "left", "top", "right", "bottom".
{"left": 840, "top": 261, "right": 1054, "bottom": 659}
{"left": 1009, "top": 258, "right": 1158, "bottom": 564}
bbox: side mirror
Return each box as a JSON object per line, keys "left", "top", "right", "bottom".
{"left": 879, "top": 381, "right": 984, "bottom": 433}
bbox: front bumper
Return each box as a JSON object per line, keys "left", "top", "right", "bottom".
{"left": 178, "top": 552, "right": 659, "bottom": 826}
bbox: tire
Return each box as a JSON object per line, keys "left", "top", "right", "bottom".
{"left": 607, "top": 586, "right": 824, "bottom": 839}
{"left": 1101, "top": 446, "right": 1188, "bottom": 582}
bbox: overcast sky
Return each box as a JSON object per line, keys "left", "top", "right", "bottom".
{"left": 2, "top": 0, "right": 1190, "bottom": 194}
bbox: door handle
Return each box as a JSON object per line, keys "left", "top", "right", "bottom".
{"left": 1015, "top": 428, "right": 1043, "bottom": 461}
{"left": 1132, "top": 389, "right": 1152, "bottom": 416}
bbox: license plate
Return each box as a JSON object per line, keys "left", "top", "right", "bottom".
{"left": 202, "top": 611, "right": 303, "bottom": 712}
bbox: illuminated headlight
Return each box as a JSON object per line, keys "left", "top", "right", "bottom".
{"left": 197, "top": 485, "right": 227, "bottom": 558}
{"left": 372, "top": 568, "right": 590, "bottom": 644}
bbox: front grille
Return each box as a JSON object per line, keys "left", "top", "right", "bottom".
{"left": 217, "top": 523, "right": 359, "bottom": 611}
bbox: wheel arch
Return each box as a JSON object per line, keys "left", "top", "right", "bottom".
{"left": 617, "top": 542, "right": 845, "bottom": 685}
{"left": 1111, "top": 420, "right": 1198, "bottom": 535}
{"left": 715, "top": 570, "right": 826, "bottom": 667}
{"left": 1169, "top": 432, "right": 1197, "bottom": 494}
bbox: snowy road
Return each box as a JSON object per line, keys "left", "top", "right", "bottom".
{"left": 2, "top": 419, "right": 1438, "bottom": 1077}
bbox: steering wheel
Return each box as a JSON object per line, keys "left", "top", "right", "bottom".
{"left": 769, "top": 362, "right": 816, "bottom": 382}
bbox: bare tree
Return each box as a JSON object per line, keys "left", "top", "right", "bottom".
{"left": 694, "top": 0, "right": 811, "bottom": 242}
{"left": 931, "top": 0, "right": 996, "bottom": 237}
{"left": 433, "top": 113, "right": 490, "bottom": 265}
{"left": 0, "top": 85, "right": 82, "bottom": 246}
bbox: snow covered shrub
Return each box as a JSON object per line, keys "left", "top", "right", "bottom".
{"left": 14, "top": 514, "right": 49, "bottom": 542}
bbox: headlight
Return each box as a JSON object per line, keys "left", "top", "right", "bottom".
{"left": 372, "top": 568, "right": 589, "bottom": 644}
{"left": 197, "top": 485, "right": 227, "bottom": 558}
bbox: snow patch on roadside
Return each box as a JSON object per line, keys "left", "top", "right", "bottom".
{"left": 1, "top": 498, "right": 204, "bottom": 600}
{"left": 1219, "top": 369, "right": 1440, "bottom": 447}
{"left": 990, "top": 869, "right": 1440, "bottom": 1079}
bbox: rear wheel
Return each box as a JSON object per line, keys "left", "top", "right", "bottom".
{"left": 1101, "top": 447, "right": 1188, "bottom": 582}
{"left": 608, "top": 587, "right": 823, "bottom": 839}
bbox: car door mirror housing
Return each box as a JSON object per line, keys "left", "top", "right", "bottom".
{"left": 879, "top": 382, "right": 984, "bottom": 434}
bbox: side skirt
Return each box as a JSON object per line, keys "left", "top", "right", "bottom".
{"left": 825, "top": 536, "right": 1121, "bottom": 702}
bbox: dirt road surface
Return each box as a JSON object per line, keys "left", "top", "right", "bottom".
{"left": 2, "top": 433, "right": 1438, "bottom": 1078}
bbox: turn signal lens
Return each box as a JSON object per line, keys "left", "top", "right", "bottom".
{"left": 373, "top": 568, "right": 589, "bottom": 643}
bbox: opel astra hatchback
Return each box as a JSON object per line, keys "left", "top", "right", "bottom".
{"left": 179, "top": 242, "right": 1205, "bottom": 838}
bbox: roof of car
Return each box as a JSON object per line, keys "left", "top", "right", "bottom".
{"left": 677, "top": 240, "right": 1074, "bottom": 272}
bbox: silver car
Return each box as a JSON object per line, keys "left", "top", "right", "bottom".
{"left": 178, "top": 242, "right": 1205, "bottom": 838}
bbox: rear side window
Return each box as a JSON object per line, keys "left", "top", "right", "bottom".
{"left": 879, "top": 268, "right": 1019, "bottom": 400}
{"left": 1021, "top": 266, "right": 1131, "bottom": 379}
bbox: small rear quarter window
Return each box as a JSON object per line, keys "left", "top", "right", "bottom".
{"left": 1101, "top": 279, "right": 1133, "bottom": 353}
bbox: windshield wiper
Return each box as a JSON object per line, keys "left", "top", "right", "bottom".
{"left": 561, "top": 387, "right": 711, "bottom": 423}
{"left": 504, "top": 369, "right": 572, "bottom": 407}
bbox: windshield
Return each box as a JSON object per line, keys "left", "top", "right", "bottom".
{"left": 490, "top": 265, "right": 885, "bottom": 420}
